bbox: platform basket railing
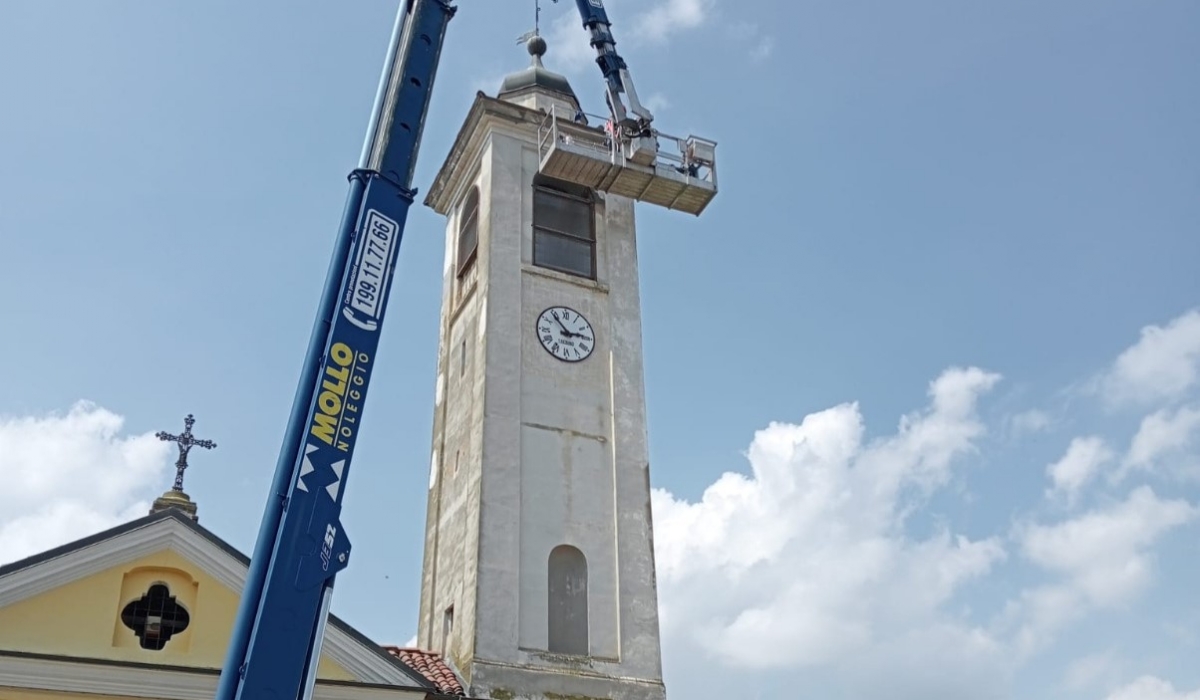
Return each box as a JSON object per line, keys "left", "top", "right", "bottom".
{"left": 536, "top": 105, "right": 718, "bottom": 216}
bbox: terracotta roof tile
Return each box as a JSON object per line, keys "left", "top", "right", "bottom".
{"left": 383, "top": 646, "right": 465, "bottom": 696}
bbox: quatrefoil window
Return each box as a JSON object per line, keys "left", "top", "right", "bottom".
{"left": 120, "top": 583, "right": 191, "bottom": 650}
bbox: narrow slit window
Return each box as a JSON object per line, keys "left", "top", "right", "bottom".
{"left": 442, "top": 605, "right": 455, "bottom": 653}
{"left": 457, "top": 187, "right": 480, "bottom": 277}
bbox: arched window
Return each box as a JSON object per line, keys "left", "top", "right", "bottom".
{"left": 532, "top": 175, "right": 595, "bottom": 279}
{"left": 456, "top": 186, "right": 480, "bottom": 277}
{"left": 547, "top": 545, "right": 589, "bottom": 655}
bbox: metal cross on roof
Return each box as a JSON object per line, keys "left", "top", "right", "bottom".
{"left": 156, "top": 414, "right": 217, "bottom": 492}
{"left": 519, "top": 0, "right": 556, "bottom": 41}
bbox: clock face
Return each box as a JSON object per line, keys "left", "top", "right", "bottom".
{"left": 536, "top": 306, "right": 595, "bottom": 363}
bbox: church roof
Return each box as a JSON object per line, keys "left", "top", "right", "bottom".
{"left": 497, "top": 34, "right": 579, "bottom": 107}
{"left": 384, "top": 647, "right": 465, "bottom": 696}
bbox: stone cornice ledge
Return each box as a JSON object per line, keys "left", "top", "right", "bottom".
{"left": 471, "top": 656, "right": 666, "bottom": 690}
{"left": 0, "top": 651, "right": 433, "bottom": 700}
{"left": 425, "top": 93, "right": 576, "bottom": 216}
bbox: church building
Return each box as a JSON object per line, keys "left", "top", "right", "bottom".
{"left": 0, "top": 417, "right": 465, "bottom": 700}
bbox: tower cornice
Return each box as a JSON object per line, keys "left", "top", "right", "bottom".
{"left": 424, "top": 93, "right": 603, "bottom": 215}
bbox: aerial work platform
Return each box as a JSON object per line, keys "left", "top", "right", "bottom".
{"left": 537, "top": 106, "right": 718, "bottom": 216}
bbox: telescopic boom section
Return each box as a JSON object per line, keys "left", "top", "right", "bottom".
{"left": 214, "top": 2, "right": 455, "bottom": 700}
{"left": 570, "top": 0, "right": 654, "bottom": 137}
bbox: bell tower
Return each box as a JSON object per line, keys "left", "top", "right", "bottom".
{"left": 414, "top": 36, "right": 668, "bottom": 700}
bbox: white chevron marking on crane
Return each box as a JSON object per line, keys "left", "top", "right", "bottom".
{"left": 296, "top": 443, "right": 318, "bottom": 492}
{"left": 325, "top": 459, "right": 345, "bottom": 501}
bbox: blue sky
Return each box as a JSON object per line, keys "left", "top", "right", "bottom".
{"left": 2, "top": 1, "right": 1198, "bottom": 698}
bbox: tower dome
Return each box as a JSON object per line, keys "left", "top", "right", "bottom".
{"left": 497, "top": 34, "right": 579, "bottom": 107}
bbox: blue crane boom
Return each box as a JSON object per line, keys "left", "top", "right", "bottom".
{"left": 214, "top": 2, "right": 684, "bottom": 698}
{"left": 566, "top": 0, "right": 654, "bottom": 137}
{"left": 214, "top": 2, "right": 454, "bottom": 698}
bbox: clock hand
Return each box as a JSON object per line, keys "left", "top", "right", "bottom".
{"left": 551, "top": 313, "right": 574, "bottom": 337}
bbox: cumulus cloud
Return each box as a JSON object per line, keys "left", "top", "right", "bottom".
{"left": 989, "top": 308, "right": 1200, "bottom": 669}
{"left": 648, "top": 311, "right": 1200, "bottom": 697}
{"left": 651, "top": 367, "right": 1006, "bottom": 685}
{"left": 1020, "top": 488, "right": 1192, "bottom": 600}
{"left": 1121, "top": 405, "right": 1200, "bottom": 479}
{"left": 544, "top": 13, "right": 597, "bottom": 76}
{"left": 1009, "top": 486, "right": 1197, "bottom": 656}
{"left": 0, "top": 401, "right": 171, "bottom": 565}
{"left": 635, "top": 0, "right": 715, "bottom": 43}
{"left": 1064, "top": 650, "right": 1122, "bottom": 692}
{"left": 1099, "top": 309, "right": 1200, "bottom": 407}
{"left": 1010, "top": 408, "right": 1053, "bottom": 436}
{"left": 837, "top": 622, "right": 1009, "bottom": 700}
{"left": 1046, "top": 436, "right": 1114, "bottom": 506}
{"left": 1105, "top": 676, "right": 1200, "bottom": 700}
{"left": 544, "top": 0, "right": 717, "bottom": 76}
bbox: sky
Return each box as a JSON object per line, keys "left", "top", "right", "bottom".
{"left": 1, "top": 0, "right": 1198, "bottom": 698}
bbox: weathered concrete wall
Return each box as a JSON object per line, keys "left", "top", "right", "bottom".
{"left": 417, "top": 147, "right": 493, "bottom": 678}
{"left": 603, "top": 194, "right": 666, "bottom": 683}
{"left": 416, "top": 179, "right": 458, "bottom": 652}
{"left": 474, "top": 132, "right": 525, "bottom": 664}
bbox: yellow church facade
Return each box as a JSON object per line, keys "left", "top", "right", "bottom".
{"left": 0, "top": 507, "right": 467, "bottom": 700}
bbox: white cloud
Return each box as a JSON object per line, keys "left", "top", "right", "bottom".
{"left": 545, "top": 11, "right": 604, "bottom": 76}
{"left": 1046, "top": 436, "right": 1114, "bottom": 506}
{"left": 652, "top": 367, "right": 1006, "bottom": 686}
{"left": 1064, "top": 650, "right": 1121, "bottom": 691}
{"left": 1100, "top": 309, "right": 1200, "bottom": 407}
{"left": 1010, "top": 486, "right": 1197, "bottom": 655}
{"left": 1105, "top": 676, "right": 1200, "bottom": 700}
{"left": 1121, "top": 405, "right": 1200, "bottom": 478}
{"left": 1010, "top": 408, "right": 1053, "bottom": 436}
{"left": 642, "top": 92, "right": 670, "bottom": 115}
{"left": 544, "top": 0, "right": 717, "bottom": 76}
{"left": 838, "top": 622, "right": 1010, "bottom": 700}
{"left": 749, "top": 35, "right": 775, "bottom": 63}
{"left": 1021, "top": 487, "right": 1195, "bottom": 594}
{"left": 0, "top": 401, "right": 171, "bottom": 565}
{"left": 646, "top": 310, "right": 1200, "bottom": 697}
{"left": 1163, "top": 618, "right": 1199, "bottom": 646}
{"left": 634, "top": 0, "right": 715, "bottom": 43}
{"left": 730, "top": 20, "right": 775, "bottom": 63}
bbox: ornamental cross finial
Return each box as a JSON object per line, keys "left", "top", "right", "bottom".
{"left": 156, "top": 414, "right": 217, "bottom": 492}
{"left": 519, "top": 0, "right": 557, "bottom": 43}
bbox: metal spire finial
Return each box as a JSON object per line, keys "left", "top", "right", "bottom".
{"left": 156, "top": 413, "right": 217, "bottom": 492}
{"left": 518, "top": 0, "right": 556, "bottom": 65}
